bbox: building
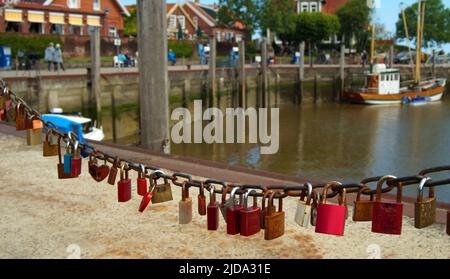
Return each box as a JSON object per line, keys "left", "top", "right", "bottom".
{"left": 295, "top": 0, "right": 349, "bottom": 45}
{"left": 0, "top": 0, "right": 130, "bottom": 37}
{"left": 126, "top": 1, "right": 246, "bottom": 42}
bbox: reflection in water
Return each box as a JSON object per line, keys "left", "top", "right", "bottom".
{"left": 103, "top": 85, "right": 450, "bottom": 199}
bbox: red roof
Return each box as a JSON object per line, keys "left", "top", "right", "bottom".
{"left": 322, "top": 0, "right": 348, "bottom": 14}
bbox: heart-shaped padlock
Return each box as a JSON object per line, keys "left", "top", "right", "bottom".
{"left": 88, "top": 152, "right": 110, "bottom": 182}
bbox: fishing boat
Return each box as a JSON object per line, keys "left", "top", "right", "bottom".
{"left": 343, "top": 0, "right": 447, "bottom": 105}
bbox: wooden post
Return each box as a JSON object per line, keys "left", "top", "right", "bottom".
{"left": 261, "top": 38, "right": 268, "bottom": 108}
{"left": 432, "top": 49, "right": 436, "bottom": 78}
{"left": 111, "top": 86, "right": 118, "bottom": 143}
{"left": 389, "top": 44, "right": 394, "bottom": 68}
{"left": 338, "top": 43, "right": 345, "bottom": 102}
{"left": 90, "top": 28, "right": 102, "bottom": 128}
{"left": 238, "top": 40, "right": 246, "bottom": 108}
{"left": 297, "top": 42, "right": 305, "bottom": 104}
{"left": 137, "top": 0, "right": 170, "bottom": 153}
{"left": 208, "top": 34, "right": 217, "bottom": 107}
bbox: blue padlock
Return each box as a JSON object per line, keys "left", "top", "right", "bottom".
{"left": 63, "top": 141, "right": 72, "bottom": 174}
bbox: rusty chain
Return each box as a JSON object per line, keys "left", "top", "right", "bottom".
{"left": 1, "top": 80, "right": 450, "bottom": 202}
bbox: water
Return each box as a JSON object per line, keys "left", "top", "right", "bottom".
{"left": 102, "top": 86, "right": 450, "bottom": 201}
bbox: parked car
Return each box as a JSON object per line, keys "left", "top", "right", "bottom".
{"left": 394, "top": 51, "right": 428, "bottom": 64}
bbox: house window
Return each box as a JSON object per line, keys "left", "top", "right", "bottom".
{"left": 216, "top": 31, "right": 221, "bottom": 42}
{"left": 109, "top": 26, "right": 117, "bottom": 37}
{"left": 29, "top": 23, "right": 43, "bottom": 34}
{"left": 301, "top": 2, "right": 309, "bottom": 12}
{"left": 169, "top": 15, "right": 177, "bottom": 28}
{"left": 225, "top": 32, "right": 233, "bottom": 41}
{"left": 177, "top": 15, "right": 185, "bottom": 29}
{"left": 69, "top": 25, "right": 83, "bottom": 36}
{"left": 193, "top": 16, "right": 198, "bottom": 29}
{"left": 93, "top": 0, "right": 100, "bottom": 11}
{"left": 310, "top": 2, "right": 318, "bottom": 12}
{"left": 50, "top": 24, "right": 64, "bottom": 35}
{"left": 68, "top": 0, "right": 80, "bottom": 9}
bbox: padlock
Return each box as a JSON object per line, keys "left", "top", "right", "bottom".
{"left": 107, "top": 156, "right": 120, "bottom": 185}
{"left": 310, "top": 191, "right": 320, "bottom": 226}
{"left": 315, "top": 182, "right": 347, "bottom": 236}
{"left": 207, "top": 185, "right": 219, "bottom": 230}
{"left": 264, "top": 191, "right": 285, "bottom": 240}
{"left": 372, "top": 175, "right": 403, "bottom": 235}
{"left": 353, "top": 186, "right": 374, "bottom": 222}
{"left": 43, "top": 129, "right": 59, "bottom": 157}
{"left": 137, "top": 164, "right": 148, "bottom": 196}
{"left": 414, "top": 177, "right": 436, "bottom": 229}
{"left": 260, "top": 190, "right": 275, "bottom": 230}
{"left": 295, "top": 183, "right": 313, "bottom": 227}
{"left": 57, "top": 137, "right": 75, "bottom": 179}
{"left": 220, "top": 185, "right": 232, "bottom": 221}
{"left": 198, "top": 182, "right": 207, "bottom": 216}
{"left": 63, "top": 141, "right": 73, "bottom": 174}
{"left": 15, "top": 103, "right": 26, "bottom": 131}
{"left": 0, "top": 95, "right": 5, "bottom": 121}
{"left": 139, "top": 187, "right": 153, "bottom": 213}
{"left": 24, "top": 112, "right": 34, "bottom": 130}
{"left": 151, "top": 170, "right": 173, "bottom": 203}
{"left": 226, "top": 187, "right": 243, "bottom": 235}
{"left": 27, "top": 128, "right": 41, "bottom": 146}
{"left": 117, "top": 164, "right": 132, "bottom": 202}
{"left": 88, "top": 152, "right": 110, "bottom": 182}
{"left": 70, "top": 141, "right": 82, "bottom": 177}
{"left": 179, "top": 182, "right": 193, "bottom": 224}
{"left": 239, "top": 189, "right": 261, "bottom": 237}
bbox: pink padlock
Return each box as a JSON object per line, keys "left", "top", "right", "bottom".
{"left": 315, "top": 182, "right": 347, "bottom": 236}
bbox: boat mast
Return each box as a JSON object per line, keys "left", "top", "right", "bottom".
{"left": 370, "top": 24, "right": 375, "bottom": 72}
{"left": 400, "top": 2, "right": 414, "bottom": 66}
{"left": 415, "top": 0, "right": 425, "bottom": 83}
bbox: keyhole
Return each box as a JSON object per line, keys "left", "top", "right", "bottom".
{"left": 66, "top": 244, "right": 81, "bottom": 259}
{"left": 366, "top": 244, "right": 381, "bottom": 259}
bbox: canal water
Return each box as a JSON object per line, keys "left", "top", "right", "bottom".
{"left": 102, "top": 86, "right": 450, "bottom": 201}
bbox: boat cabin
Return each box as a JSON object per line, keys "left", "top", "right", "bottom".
{"left": 366, "top": 64, "right": 400, "bottom": 95}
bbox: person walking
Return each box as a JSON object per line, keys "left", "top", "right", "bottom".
{"left": 44, "top": 43, "right": 55, "bottom": 71}
{"left": 168, "top": 49, "right": 176, "bottom": 66}
{"left": 53, "top": 44, "right": 65, "bottom": 71}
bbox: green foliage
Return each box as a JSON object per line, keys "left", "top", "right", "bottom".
{"left": 168, "top": 40, "right": 194, "bottom": 58}
{"left": 0, "top": 34, "right": 63, "bottom": 57}
{"left": 294, "top": 12, "right": 340, "bottom": 45}
{"left": 124, "top": 8, "right": 137, "bottom": 37}
{"left": 395, "top": 0, "right": 450, "bottom": 47}
{"left": 336, "top": 0, "right": 371, "bottom": 51}
{"left": 259, "top": 0, "right": 297, "bottom": 42}
{"left": 217, "top": 0, "right": 258, "bottom": 35}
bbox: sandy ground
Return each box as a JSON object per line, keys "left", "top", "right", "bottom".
{"left": 0, "top": 133, "right": 449, "bottom": 259}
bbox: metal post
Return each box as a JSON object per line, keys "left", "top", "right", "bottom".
{"left": 261, "top": 38, "right": 268, "bottom": 108}
{"left": 209, "top": 34, "right": 217, "bottom": 108}
{"left": 137, "top": 0, "right": 170, "bottom": 153}
{"left": 338, "top": 43, "right": 345, "bottom": 102}
{"left": 297, "top": 42, "right": 305, "bottom": 104}
{"left": 90, "top": 28, "right": 102, "bottom": 128}
{"left": 238, "top": 40, "right": 246, "bottom": 108}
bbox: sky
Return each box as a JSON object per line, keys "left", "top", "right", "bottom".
{"left": 120, "top": 0, "right": 450, "bottom": 52}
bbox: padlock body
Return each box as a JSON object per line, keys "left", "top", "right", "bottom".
{"left": 372, "top": 201, "right": 403, "bottom": 235}
{"left": 207, "top": 202, "right": 219, "bottom": 230}
{"left": 43, "top": 141, "right": 59, "bottom": 157}
{"left": 264, "top": 211, "right": 285, "bottom": 240}
{"left": 137, "top": 178, "right": 148, "bottom": 196}
{"left": 353, "top": 200, "right": 373, "bottom": 222}
{"left": 108, "top": 166, "right": 118, "bottom": 185}
{"left": 226, "top": 205, "right": 242, "bottom": 235}
{"left": 220, "top": 197, "right": 237, "bottom": 222}
{"left": 294, "top": 201, "right": 311, "bottom": 227}
{"left": 260, "top": 205, "right": 275, "bottom": 229}
{"left": 198, "top": 194, "right": 206, "bottom": 216}
{"left": 118, "top": 178, "right": 132, "bottom": 202}
{"left": 179, "top": 198, "right": 193, "bottom": 224}
{"left": 70, "top": 157, "right": 82, "bottom": 177}
{"left": 239, "top": 207, "right": 261, "bottom": 236}
{"left": 152, "top": 183, "right": 173, "bottom": 203}
{"left": 315, "top": 203, "right": 346, "bottom": 236}
{"left": 57, "top": 163, "right": 74, "bottom": 179}
{"left": 414, "top": 198, "right": 436, "bottom": 229}
{"left": 63, "top": 154, "right": 72, "bottom": 174}
{"left": 27, "top": 128, "right": 41, "bottom": 146}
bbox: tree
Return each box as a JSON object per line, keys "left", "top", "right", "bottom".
{"left": 395, "top": 0, "right": 450, "bottom": 48}
{"left": 336, "top": 0, "right": 371, "bottom": 52}
{"left": 124, "top": 8, "right": 137, "bottom": 37}
{"left": 293, "top": 12, "right": 341, "bottom": 46}
{"left": 217, "top": 0, "right": 259, "bottom": 35}
{"left": 259, "top": 0, "right": 297, "bottom": 42}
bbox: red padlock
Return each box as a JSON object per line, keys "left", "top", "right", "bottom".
{"left": 198, "top": 182, "right": 207, "bottom": 216}
{"left": 139, "top": 185, "right": 153, "bottom": 213}
{"left": 137, "top": 164, "right": 148, "bottom": 196}
{"left": 239, "top": 189, "right": 261, "bottom": 237}
{"left": 226, "top": 187, "right": 243, "bottom": 235}
{"left": 207, "top": 185, "right": 219, "bottom": 230}
{"left": 117, "top": 164, "right": 132, "bottom": 203}
{"left": 315, "top": 182, "right": 347, "bottom": 236}
{"left": 372, "top": 175, "right": 403, "bottom": 235}
{"left": 70, "top": 141, "right": 82, "bottom": 177}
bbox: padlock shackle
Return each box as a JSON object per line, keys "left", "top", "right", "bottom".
{"left": 138, "top": 164, "right": 146, "bottom": 179}
{"left": 268, "top": 190, "right": 283, "bottom": 215}
{"left": 417, "top": 177, "right": 434, "bottom": 202}
{"left": 375, "top": 175, "right": 401, "bottom": 203}
{"left": 209, "top": 185, "right": 216, "bottom": 204}
{"left": 230, "top": 187, "right": 241, "bottom": 207}
{"left": 243, "top": 189, "right": 257, "bottom": 210}
{"left": 356, "top": 185, "right": 372, "bottom": 202}
{"left": 321, "top": 181, "right": 342, "bottom": 204}
{"left": 261, "top": 190, "right": 274, "bottom": 212}
{"left": 119, "top": 163, "right": 129, "bottom": 181}
{"left": 303, "top": 182, "right": 313, "bottom": 205}
{"left": 181, "top": 181, "right": 190, "bottom": 201}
